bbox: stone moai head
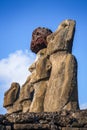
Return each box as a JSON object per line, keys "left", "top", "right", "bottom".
{"left": 47, "top": 19, "right": 76, "bottom": 55}
{"left": 30, "top": 27, "right": 52, "bottom": 53}
{"left": 29, "top": 48, "right": 52, "bottom": 84}
{"left": 3, "top": 82, "right": 20, "bottom": 108}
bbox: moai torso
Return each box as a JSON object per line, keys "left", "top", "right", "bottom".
{"left": 44, "top": 52, "right": 79, "bottom": 111}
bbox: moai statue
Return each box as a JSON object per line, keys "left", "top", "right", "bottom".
{"left": 3, "top": 82, "right": 22, "bottom": 113}
{"left": 44, "top": 19, "right": 79, "bottom": 112}
{"left": 28, "top": 27, "right": 52, "bottom": 112}
{"left": 29, "top": 48, "right": 51, "bottom": 112}
{"left": 19, "top": 75, "right": 34, "bottom": 113}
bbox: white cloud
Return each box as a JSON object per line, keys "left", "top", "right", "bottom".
{"left": 0, "top": 50, "right": 35, "bottom": 114}
{"left": 0, "top": 50, "right": 35, "bottom": 87}
{"left": 80, "top": 103, "right": 87, "bottom": 110}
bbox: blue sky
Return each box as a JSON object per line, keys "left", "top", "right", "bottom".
{"left": 0, "top": 0, "right": 87, "bottom": 114}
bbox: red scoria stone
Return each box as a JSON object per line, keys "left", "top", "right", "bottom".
{"left": 30, "top": 27, "right": 52, "bottom": 53}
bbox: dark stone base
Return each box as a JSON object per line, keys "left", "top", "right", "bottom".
{"left": 0, "top": 110, "right": 87, "bottom": 130}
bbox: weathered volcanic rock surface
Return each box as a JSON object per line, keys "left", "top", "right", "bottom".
{"left": 30, "top": 27, "right": 52, "bottom": 53}
{"left": 1, "top": 110, "right": 87, "bottom": 130}
{"left": 3, "top": 82, "right": 20, "bottom": 107}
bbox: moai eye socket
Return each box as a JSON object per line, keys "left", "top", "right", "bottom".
{"left": 36, "top": 32, "right": 40, "bottom": 35}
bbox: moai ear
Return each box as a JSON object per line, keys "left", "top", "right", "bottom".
{"left": 46, "top": 59, "right": 52, "bottom": 71}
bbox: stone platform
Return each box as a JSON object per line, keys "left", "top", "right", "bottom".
{"left": 0, "top": 110, "right": 87, "bottom": 130}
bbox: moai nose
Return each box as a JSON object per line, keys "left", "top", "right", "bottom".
{"left": 29, "top": 62, "right": 36, "bottom": 73}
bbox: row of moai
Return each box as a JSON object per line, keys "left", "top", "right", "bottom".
{"left": 3, "top": 19, "right": 79, "bottom": 113}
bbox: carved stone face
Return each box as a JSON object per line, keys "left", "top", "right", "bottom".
{"left": 47, "top": 20, "right": 75, "bottom": 55}
{"left": 29, "top": 48, "right": 52, "bottom": 84}
{"left": 3, "top": 82, "right": 20, "bottom": 107}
